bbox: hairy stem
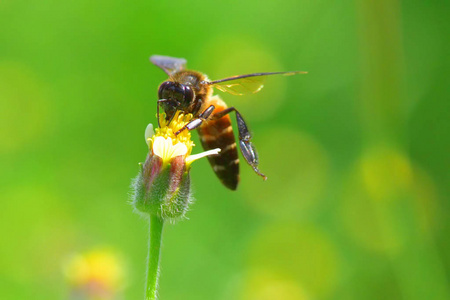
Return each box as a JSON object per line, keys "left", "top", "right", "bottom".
{"left": 145, "top": 216, "right": 164, "bottom": 300}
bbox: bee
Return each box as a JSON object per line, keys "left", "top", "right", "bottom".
{"left": 150, "top": 55, "right": 305, "bottom": 190}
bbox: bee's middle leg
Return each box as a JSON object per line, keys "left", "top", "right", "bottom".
{"left": 175, "top": 105, "right": 215, "bottom": 135}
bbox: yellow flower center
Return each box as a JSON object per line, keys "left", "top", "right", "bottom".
{"left": 144, "top": 111, "right": 221, "bottom": 167}
{"left": 149, "top": 111, "right": 194, "bottom": 157}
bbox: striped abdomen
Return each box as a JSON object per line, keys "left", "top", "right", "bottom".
{"left": 197, "top": 96, "right": 239, "bottom": 190}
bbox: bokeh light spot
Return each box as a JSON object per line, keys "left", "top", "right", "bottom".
{"left": 245, "top": 223, "right": 338, "bottom": 298}
{"left": 241, "top": 269, "right": 309, "bottom": 300}
{"left": 241, "top": 128, "right": 328, "bottom": 219}
{"left": 340, "top": 145, "right": 440, "bottom": 254}
{"left": 0, "top": 62, "right": 51, "bottom": 154}
{"left": 360, "top": 146, "right": 413, "bottom": 202}
{"left": 63, "top": 247, "right": 126, "bottom": 299}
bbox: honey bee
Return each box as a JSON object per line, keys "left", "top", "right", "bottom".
{"left": 150, "top": 55, "right": 305, "bottom": 190}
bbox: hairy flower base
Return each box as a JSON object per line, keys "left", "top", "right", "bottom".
{"left": 132, "top": 155, "right": 192, "bottom": 221}
{"left": 132, "top": 111, "right": 220, "bottom": 221}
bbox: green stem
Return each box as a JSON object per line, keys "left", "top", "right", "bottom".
{"left": 145, "top": 215, "right": 164, "bottom": 300}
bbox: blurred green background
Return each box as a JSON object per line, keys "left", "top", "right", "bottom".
{"left": 1, "top": 0, "right": 449, "bottom": 299}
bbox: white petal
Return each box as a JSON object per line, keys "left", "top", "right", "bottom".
{"left": 152, "top": 136, "right": 188, "bottom": 162}
{"left": 171, "top": 142, "right": 188, "bottom": 158}
{"left": 162, "top": 137, "right": 172, "bottom": 159}
{"left": 152, "top": 136, "right": 167, "bottom": 158}
{"left": 186, "top": 148, "right": 221, "bottom": 165}
{"left": 145, "top": 123, "right": 154, "bottom": 146}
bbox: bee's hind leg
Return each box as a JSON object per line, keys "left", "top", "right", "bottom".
{"left": 211, "top": 107, "right": 267, "bottom": 180}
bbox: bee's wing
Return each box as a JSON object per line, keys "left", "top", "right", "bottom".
{"left": 150, "top": 55, "right": 187, "bottom": 76}
{"left": 207, "top": 71, "right": 307, "bottom": 96}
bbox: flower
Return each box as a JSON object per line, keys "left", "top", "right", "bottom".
{"left": 132, "top": 111, "right": 220, "bottom": 221}
{"left": 145, "top": 112, "right": 221, "bottom": 166}
{"left": 63, "top": 248, "right": 125, "bottom": 299}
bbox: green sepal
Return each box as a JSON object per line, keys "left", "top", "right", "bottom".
{"left": 132, "top": 160, "right": 192, "bottom": 222}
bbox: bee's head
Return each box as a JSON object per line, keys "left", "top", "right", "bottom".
{"left": 158, "top": 81, "right": 194, "bottom": 110}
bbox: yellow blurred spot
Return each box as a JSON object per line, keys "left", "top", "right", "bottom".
{"left": 245, "top": 223, "right": 338, "bottom": 298}
{"left": 360, "top": 146, "right": 413, "bottom": 202}
{"left": 63, "top": 248, "right": 125, "bottom": 298}
{"left": 0, "top": 62, "right": 51, "bottom": 154}
{"left": 241, "top": 128, "right": 328, "bottom": 219}
{"left": 197, "top": 36, "right": 288, "bottom": 121}
{"left": 241, "top": 270, "right": 309, "bottom": 300}
{"left": 340, "top": 145, "right": 440, "bottom": 254}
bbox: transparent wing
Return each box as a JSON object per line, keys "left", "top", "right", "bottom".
{"left": 208, "top": 71, "right": 307, "bottom": 96}
{"left": 213, "top": 76, "right": 265, "bottom": 96}
{"left": 150, "top": 55, "right": 187, "bottom": 76}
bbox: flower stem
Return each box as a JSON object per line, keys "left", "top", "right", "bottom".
{"left": 146, "top": 215, "right": 164, "bottom": 300}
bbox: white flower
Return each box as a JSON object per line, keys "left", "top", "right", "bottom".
{"left": 144, "top": 113, "right": 220, "bottom": 167}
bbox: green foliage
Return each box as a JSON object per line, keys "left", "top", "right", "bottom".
{"left": 1, "top": 0, "right": 449, "bottom": 299}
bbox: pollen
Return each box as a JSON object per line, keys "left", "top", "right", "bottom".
{"left": 150, "top": 111, "right": 195, "bottom": 156}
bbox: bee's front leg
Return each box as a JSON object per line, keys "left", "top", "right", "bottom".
{"left": 211, "top": 107, "right": 267, "bottom": 180}
{"left": 175, "top": 105, "right": 215, "bottom": 135}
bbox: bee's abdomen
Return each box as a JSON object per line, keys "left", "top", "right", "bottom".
{"left": 198, "top": 99, "right": 239, "bottom": 190}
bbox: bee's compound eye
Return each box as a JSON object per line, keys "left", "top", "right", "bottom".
{"left": 158, "top": 81, "right": 172, "bottom": 100}
{"left": 183, "top": 85, "right": 194, "bottom": 103}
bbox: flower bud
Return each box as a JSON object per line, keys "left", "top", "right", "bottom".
{"left": 132, "top": 153, "right": 192, "bottom": 221}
